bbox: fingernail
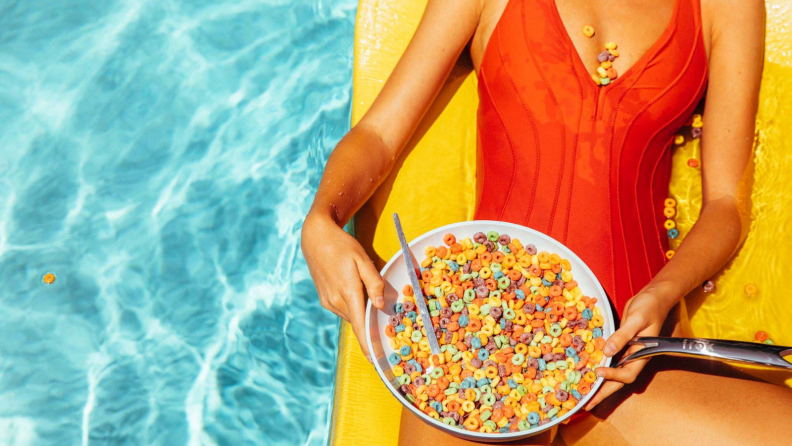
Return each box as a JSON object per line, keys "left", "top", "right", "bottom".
{"left": 366, "top": 355, "right": 372, "bottom": 364}
{"left": 604, "top": 344, "right": 616, "bottom": 356}
{"left": 596, "top": 369, "right": 605, "bottom": 378}
{"left": 375, "top": 296, "right": 384, "bottom": 307}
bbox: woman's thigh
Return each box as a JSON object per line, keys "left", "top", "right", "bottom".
{"left": 560, "top": 357, "right": 792, "bottom": 446}
{"left": 397, "top": 357, "right": 792, "bottom": 446}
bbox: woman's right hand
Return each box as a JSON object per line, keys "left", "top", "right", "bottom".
{"left": 301, "top": 213, "right": 385, "bottom": 362}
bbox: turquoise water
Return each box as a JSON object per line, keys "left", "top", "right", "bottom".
{"left": 0, "top": 1, "right": 355, "bottom": 445}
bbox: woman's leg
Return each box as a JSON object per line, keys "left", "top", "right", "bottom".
{"left": 559, "top": 356, "right": 792, "bottom": 446}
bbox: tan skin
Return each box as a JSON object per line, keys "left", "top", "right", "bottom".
{"left": 302, "top": 0, "right": 792, "bottom": 444}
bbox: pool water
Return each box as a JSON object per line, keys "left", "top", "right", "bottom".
{"left": 0, "top": 1, "right": 355, "bottom": 445}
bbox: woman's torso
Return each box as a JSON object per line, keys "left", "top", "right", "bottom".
{"left": 471, "top": 0, "right": 709, "bottom": 314}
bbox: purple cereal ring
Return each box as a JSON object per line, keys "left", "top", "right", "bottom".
{"left": 414, "top": 376, "right": 425, "bottom": 387}
{"left": 403, "top": 301, "right": 415, "bottom": 312}
{"left": 471, "top": 358, "right": 483, "bottom": 368}
{"left": 400, "top": 384, "right": 411, "bottom": 395}
{"left": 498, "top": 234, "right": 511, "bottom": 245}
{"left": 473, "top": 277, "right": 485, "bottom": 288}
{"left": 498, "top": 364, "right": 508, "bottom": 377}
{"left": 438, "top": 317, "right": 450, "bottom": 328}
{"left": 509, "top": 337, "right": 517, "bottom": 346}
{"left": 445, "top": 331, "right": 454, "bottom": 343}
{"left": 692, "top": 127, "right": 703, "bottom": 139}
{"left": 527, "top": 357, "right": 539, "bottom": 369}
{"left": 389, "top": 315, "right": 401, "bottom": 326}
{"left": 484, "top": 360, "right": 497, "bottom": 369}
{"left": 475, "top": 285, "right": 489, "bottom": 298}
{"left": 473, "top": 232, "right": 487, "bottom": 243}
{"left": 597, "top": 51, "right": 610, "bottom": 63}
{"left": 543, "top": 353, "right": 554, "bottom": 362}
{"left": 489, "top": 307, "right": 503, "bottom": 319}
{"left": 504, "top": 321, "right": 513, "bottom": 331}
{"left": 525, "top": 244, "right": 538, "bottom": 255}
{"left": 553, "top": 352, "right": 566, "bottom": 361}
{"left": 403, "top": 363, "right": 416, "bottom": 374}
{"left": 484, "top": 240, "right": 496, "bottom": 252}
{"left": 556, "top": 389, "right": 569, "bottom": 402}
{"left": 539, "top": 418, "right": 551, "bottom": 426}
{"left": 608, "top": 54, "right": 616, "bottom": 62}
{"left": 516, "top": 277, "right": 527, "bottom": 287}
{"left": 440, "top": 307, "right": 453, "bottom": 318}
{"left": 462, "top": 263, "right": 472, "bottom": 274}
{"left": 523, "top": 303, "right": 536, "bottom": 315}
{"left": 519, "top": 333, "right": 533, "bottom": 344}
{"left": 542, "top": 404, "right": 553, "bottom": 413}
{"left": 493, "top": 401, "right": 505, "bottom": 410}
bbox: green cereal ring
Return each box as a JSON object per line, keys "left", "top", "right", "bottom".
{"left": 549, "top": 323, "right": 562, "bottom": 337}
{"left": 434, "top": 287, "right": 444, "bottom": 298}
{"left": 542, "top": 386, "right": 554, "bottom": 395}
{"left": 411, "top": 330, "right": 423, "bottom": 343}
{"left": 517, "top": 384, "right": 527, "bottom": 396}
{"left": 490, "top": 263, "right": 502, "bottom": 272}
{"left": 541, "top": 336, "right": 552, "bottom": 344}
{"left": 452, "top": 352, "right": 463, "bottom": 362}
{"left": 555, "top": 360, "right": 568, "bottom": 370}
{"left": 484, "top": 420, "right": 497, "bottom": 430}
{"left": 488, "top": 290, "right": 502, "bottom": 299}
{"left": 405, "top": 394, "right": 415, "bottom": 403}
{"left": 429, "top": 310, "right": 440, "bottom": 317}
{"left": 431, "top": 367, "right": 444, "bottom": 379}
{"left": 518, "top": 420, "right": 531, "bottom": 431}
{"left": 471, "top": 271, "right": 479, "bottom": 278}
{"left": 447, "top": 345, "right": 458, "bottom": 355}
{"left": 464, "top": 288, "right": 476, "bottom": 300}
{"left": 398, "top": 374, "right": 411, "bottom": 385}
{"left": 480, "top": 410, "right": 492, "bottom": 422}
{"left": 547, "top": 407, "right": 559, "bottom": 418}
{"left": 460, "top": 273, "right": 472, "bottom": 282}
{"left": 474, "top": 388, "right": 481, "bottom": 401}
{"left": 560, "top": 381, "right": 570, "bottom": 391}
{"left": 511, "top": 353, "right": 525, "bottom": 365}
{"left": 444, "top": 387, "right": 457, "bottom": 396}
{"left": 451, "top": 300, "right": 465, "bottom": 312}
{"left": 504, "top": 308, "right": 516, "bottom": 320}
{"left": 480, "top": 384, "right": 492, "bottom": 394}
{"left": 482, "top": 393, "right": 497, "bottom": 406}
{"left": 479, "top": 304, "right": 491, "bottom": 316}
{"left": 487, "top": 231, "right": 499, "bottom": 242}
{"left": 546, "top": 361, "right": 557, "bottom": 371}
{"left": 443, "top": 417, "right": 456, "bottom": 426}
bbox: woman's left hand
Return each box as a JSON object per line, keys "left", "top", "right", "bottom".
{"left": 584, "top": 291, "right": 674, "bottom": 410}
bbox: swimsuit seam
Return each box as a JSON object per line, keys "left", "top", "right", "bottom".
{"left": 482, "top": 43, "right": 518, "bottom": 222}
{"left": 562, "top": 49, "right": 585, "bottom": 245}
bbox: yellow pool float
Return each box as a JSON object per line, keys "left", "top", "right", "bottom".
{"left": 330, "top": 1, "right": 792, "bottom": 445}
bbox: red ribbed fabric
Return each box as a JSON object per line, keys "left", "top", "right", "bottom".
{"left": 475, "top": 0, "right": 708, "bottom": 315}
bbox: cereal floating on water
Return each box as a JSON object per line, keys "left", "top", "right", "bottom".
{"left": 384, "top": 230, "right": 608, "bottom": 433}
{"left": 42, "top": 273, "right": 56, "bottom": 285}
{"left": 744, "top": 283, "right": 758, "bottom": 297}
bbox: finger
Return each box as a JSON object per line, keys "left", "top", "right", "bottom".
{"left": 344, "top": 283, "right": 373, "bottom": 363}
{"left": 594, "top": 359, "right": 647, "bottom": 385}
{"left": 356, "top": 255, "right": 385, "bottom": 309}
{"left": 323, "top": 297, "right": 348, "bottom": 321}
{"left": 585, "top": 380, "right": 624, "bottom": 411}
{"left": 603, "top": 313, "right": 645, "bottom": 356}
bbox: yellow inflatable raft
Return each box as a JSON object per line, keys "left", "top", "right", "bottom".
{"left": 330, "top": 2, "right": 792, "bottom": 445}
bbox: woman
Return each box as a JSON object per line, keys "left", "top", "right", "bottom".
{"left": 302, "top": 0, "right": 792, "bottom": 444}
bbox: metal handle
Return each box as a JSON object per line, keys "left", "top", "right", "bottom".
{"left": 617, "top": 336, "right": 792, "bottom": 370}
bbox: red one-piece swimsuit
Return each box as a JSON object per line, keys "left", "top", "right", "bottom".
{"left": 475, "top": 0, "right": 708, "bottom": 316}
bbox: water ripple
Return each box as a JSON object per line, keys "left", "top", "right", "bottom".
{"left": 0, "top": 1, "right": 355, "bottom": 445}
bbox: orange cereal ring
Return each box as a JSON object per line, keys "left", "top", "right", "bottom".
{"left": 503, "top": 292, "right": 515, "bottom": 301}
{"left": 461, "top": 369, "right": 474, "bottom": 380}
{"left": 594, "top": 337, "right": 606, "bottom": 351}
{"left": 480, "top": 252, "right": 492, "bottom": 263}
{"left": 485, "top": 278, "right": 498, "bottom": 291}
{"left": 455, "top": 341, "right": 468, "bottom": 352}
{"left": 535, "top": 296, "right": 548, "bottom": 307}
{"left": 564, "top": 307, "right": 578, "bottom": 321}
{"left": 550, "top": 302, "right": 565, "bottom": 313}
{"left": 436, "top": 246, "right": 448, "bottom": 258}
{"left": 577, "top": 381, "right": 591, "bottom": 395}
{"left": 471, "top": 259, "right": 482, "bottom": 272}
{"left": 450, "top": 243, "right": 464, "bottom": 254}
{"left": 402, "top": 284, "right": 414, "bottom": 296}
{"left": 443, "top": 233, "right": 456, "bottom": 245}
{"left": 540, "top": 343, "right": 553, "bottom": 355}
{"left": 385, "top": 325, "right": 396, "bottom": 338}
{"left": 492, "top": 252, "right": 505, "bottom": 263}
{"left": 427, "top": 384, "right": 440, "bottom": 397}
{"left": 437, "top": 376, "right": 450, "bottom": 389}
{"left": 503, "top": 405, "right": 515, "bottom": 418}
{"left": 521, "top": 393, "right": 538, "bottom": 404}
{"left": 551, "top": 264, "right": 562, "bottom": 274}
{"left": 421, "top": 270, "right": 432, "bottom": 282}
{"left": 559, "top": 333, "right": 572, "bottom": 347}
{"left": 447, "top": 401, "right": 461, "bottom": 412}
{"left": 446, "top": 322, "right": 460, "bottom": 332}
{"left": 508, "top": 269, "right": 522, "bottom": 281}
{"left": 468, "top": 318, "right": 482, "bottom": 332}
{"left": 491, "top": 409, "right": 504, "bottom": 423}
{"left": 525, "top": 367, "right": 537, "bottom": 379}
{"left": 564, "top": 280, "right": 578, "bottom": 290}
{"left": 547, "top": 312, "right": 559, "bottom": 323}
{"left": 528, "top": 266, "right": 541, "bottom": 277}
{"left": 549, "top": 285, "right": 563, "bottom": 297}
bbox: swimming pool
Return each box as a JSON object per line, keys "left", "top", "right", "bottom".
{"left": 0, "top": 1, "right": 355, "bottom": 445}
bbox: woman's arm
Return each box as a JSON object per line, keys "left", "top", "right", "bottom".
{"left": 302, "top": 0, "right": 482, "bottom": 360}
{"left": 587, "top": 0, "right": 765, "bottom": 409}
